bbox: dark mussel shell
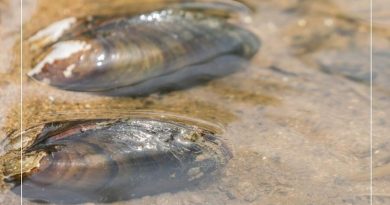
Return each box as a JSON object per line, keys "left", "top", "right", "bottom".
{"left": 11, "top": 118, "right": 231, "bottom": 204}
{"left": 27, "top": 2, "right": 260, "bottom": 96}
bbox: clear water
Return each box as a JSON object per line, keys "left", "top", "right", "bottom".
{"left": 0, "top": 0, "right": 389, "bottom": 204}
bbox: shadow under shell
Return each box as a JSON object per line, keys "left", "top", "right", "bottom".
{"left": 11, "top": 119, "right": 231, "bottom": 204}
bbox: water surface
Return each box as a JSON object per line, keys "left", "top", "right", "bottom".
{"left": 0, "top": 0, "right": 389, "bottom": 204}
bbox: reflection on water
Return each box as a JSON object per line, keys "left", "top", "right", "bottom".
{"left": 0, "top": 0, "right": 389, "bottom": 204}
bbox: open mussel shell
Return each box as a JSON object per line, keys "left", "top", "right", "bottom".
{"left": 27, "top": 1, "right": 260, "bottom": 96}
{"left": 10, "top": 117, "right": 231, "bottom": 204}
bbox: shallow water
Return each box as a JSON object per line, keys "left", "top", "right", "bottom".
{"left": 0, "top": 0, "right": 389, "bottom": 204}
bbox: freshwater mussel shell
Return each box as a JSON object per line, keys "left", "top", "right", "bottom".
{"left": 10, "top": 117, "right": 231, "bottom": 204}
{"left": 27, "top": 2, "right": 260, "bottom": 96}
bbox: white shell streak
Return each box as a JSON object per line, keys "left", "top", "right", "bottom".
{"left": 63, "top": 64, "right": 76, "bottom": 78}
{"left": 28, "top": 40, "right": 91, "bottom": 77}
{"left": 28, "top": 17, "right": 77, "bottom": 48}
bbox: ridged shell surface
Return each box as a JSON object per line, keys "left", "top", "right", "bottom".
{"left": 10, "top": 118, "right": 231, "bottom": 204}
{"left": 28, "top": 4, "right": 260, "bottom": 96}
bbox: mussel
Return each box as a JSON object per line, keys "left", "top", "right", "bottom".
{"left": 5, "top": 117, "right": 231, "bottom": 204}
{"left": 27, "top": 1, "right": 260, "bottom": 96}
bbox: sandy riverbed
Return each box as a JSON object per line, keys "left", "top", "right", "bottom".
{"left": 0, "top": 0, "right": 389, "bottom": 204}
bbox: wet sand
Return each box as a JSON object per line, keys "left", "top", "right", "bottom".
{"left": 0, "top": 0, "right": 389, "bottom": 204}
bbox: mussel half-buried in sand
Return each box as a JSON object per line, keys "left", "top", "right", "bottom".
{"left": 27, "top": 1, "right": 260, "bottom": 96}
{"left": 3, "top": 117, "right": 231, "bottom": 204}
